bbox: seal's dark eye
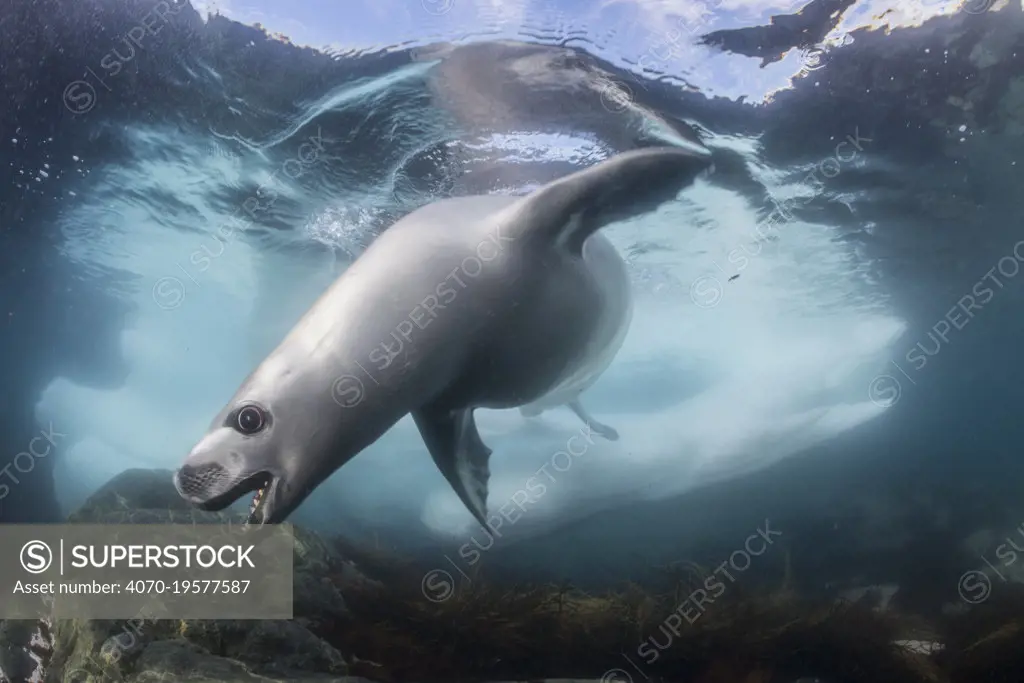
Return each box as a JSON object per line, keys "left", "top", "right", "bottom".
{"left": 235, "top": 406, "right": 266, "bottom": 435}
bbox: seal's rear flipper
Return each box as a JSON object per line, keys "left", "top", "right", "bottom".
{"left": 507, "top": 146, "right": 713, "bottom": 254}
{"left": 413, "top": 407, "right": 492, "bottom": 529}
{"left": 568, "top": 400, "right": 619, "bottom": 441}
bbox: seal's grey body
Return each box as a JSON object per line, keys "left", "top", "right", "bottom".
{"left": 173, "top": 147, "right": 711, "bottom": 529}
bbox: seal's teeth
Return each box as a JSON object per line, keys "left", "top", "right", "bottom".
{"left": 249, "top": 485, "right": 266, "bottom": 516}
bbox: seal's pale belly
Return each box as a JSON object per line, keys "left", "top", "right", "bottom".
{"left": 519, "top": 232, "right": 633, "bottom": 410}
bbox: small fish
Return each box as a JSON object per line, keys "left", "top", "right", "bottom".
{"left": 728, "top": 274, "right": 739, "bottom": 282}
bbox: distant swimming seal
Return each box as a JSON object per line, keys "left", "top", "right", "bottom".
{"left": 173, "top": 147, "right": 711, "bottom": 529}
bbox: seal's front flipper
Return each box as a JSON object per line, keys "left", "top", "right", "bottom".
{"left": 568, "top": 400, "right": 619, "bottom": 441}
{"left": 413, "top": 407, "right": 492, "bottom": 529}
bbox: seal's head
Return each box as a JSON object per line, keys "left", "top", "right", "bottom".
{"left": 173, "top": 363, "right": 332, "bottom": 525}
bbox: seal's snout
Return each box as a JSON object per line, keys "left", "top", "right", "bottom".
{"left": 173, "top": 462, "right": 229, "bottom": 503}
{"left": 173, "top": 457, "right": 279, "bottom": 522}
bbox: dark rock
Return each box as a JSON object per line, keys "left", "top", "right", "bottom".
{"left": 0, "top": 620, "right": 39, "bottom": 652}
{"left": 0, "top": 620, "right": 40, "bottom": 682}
{"left": 45, "top": 468, "right": 382, "bottom": 683}
{"left": 48, "top": 616, "right": 162, "bottom": 683}
{"left": 123, "top": 639, "right": 368, "bottom": 683}
{"left": 237, "top": 621, "right": 348, "bottom": 674}
{"left": 67, "top": 468, "right": 212, "bottom": 523}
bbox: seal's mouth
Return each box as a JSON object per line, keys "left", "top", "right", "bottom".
{"left": 177, "top": 468, "right": 278, "bottom": 525}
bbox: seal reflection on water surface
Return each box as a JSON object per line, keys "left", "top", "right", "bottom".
{"left": 173, "top": 146, "right": 712, "bottom": 529}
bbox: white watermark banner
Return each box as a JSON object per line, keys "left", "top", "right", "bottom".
{"left": 0, "top": 524, "right": 293, "bottom": 619}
